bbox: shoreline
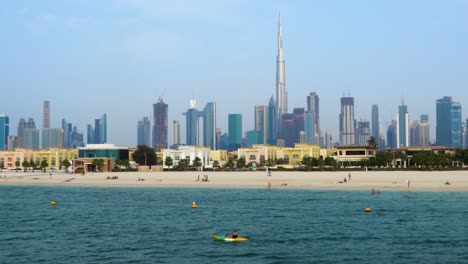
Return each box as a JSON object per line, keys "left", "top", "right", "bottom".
{"left": 1, "top": 170, "right": 467, "bottom": 192}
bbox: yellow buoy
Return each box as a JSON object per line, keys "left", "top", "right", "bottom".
{"left": 192, "top": 201, "right": 197, "bottom": 209}
{"left": 50, "top": 201, "right": 57, "bottom": 206}
{"left": 364, "top": 207, "right": 371, "bottom": 213}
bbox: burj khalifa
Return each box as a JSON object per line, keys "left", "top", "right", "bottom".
{"left": 276, "top": 15, "right": 287, "bottom": 121}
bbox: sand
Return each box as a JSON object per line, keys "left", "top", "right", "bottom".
{"left": 1, "top": 170, "right": 468, "bottom": 192}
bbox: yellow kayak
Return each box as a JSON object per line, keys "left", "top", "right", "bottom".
{"left": 212, "top": 235, "right": 248, "bottom": 242}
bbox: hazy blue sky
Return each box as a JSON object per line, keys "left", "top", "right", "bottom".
{"left": 2, "top": 0, "right": 468, "bottom": 147}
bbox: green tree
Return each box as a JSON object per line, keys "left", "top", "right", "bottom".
{"left": 0, "top": 162, "right": 4, "bottom": 171}
{"left": 40, "top": 159, "right": 49, "bottom": 172}
{"left": 15, "top": 160, "right": 20, "bottom": 168}
{"left": 117, "top": 159, "right": 130, "bottom": 171}
{"left": 276, "top": 158, "right": 285, "bottom": 165}
{"left": 265, "top": 159, "right": 276, "bottom": 167}
{"left": 212, "top": 160, "right": 220, "bottom": 169}
{"left": 224, "top": 158, "right": 235, "bottom": 169}
{"left": 30, "top": 159, "right": 36, "bottom": 171}
{"left": 324, "top": 157, "right": 337, "bottom": 167}
{"left": 193, "top": 157, "right": 202, "bottom": 168}
{"left": 236, "top": 157, "right": 246, "bottom": 169}
{"left": 131, "top": 145, "right": 157, "bottom": 166}
{"left": 367, "top": 136, "right": 378, "bottom": 149}
{"left": 62, "top": 159, "right": 71, "bottom": 171}
{"left": 178, "top": 159, "right": 189, "bottom": 171}
{"left": 92, "top": 159, "right": 104, "bottom": 172}
{"left": 165, "top": 156, "right": 174, "bottom": 168}
{"left": 301, "top": 156, "right": 314, "bottom": 168}
{"left": 22, "top": 160, "right": 29, "bottom": 172}
{"left": 375, "top": 151, "right": 392, "bottom": 167}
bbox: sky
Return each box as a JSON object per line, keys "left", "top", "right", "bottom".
{"left": 1, "top": 0, "right": 468, "bottom": 147}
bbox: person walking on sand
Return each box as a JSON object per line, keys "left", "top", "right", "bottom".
{"left": 267, "top": 181, "right": 271, "bottom": 190}
{"left": 407, "top": 179, "right": 411, "bottom": 188}
{"left": 348, "top": 173, "right": 351, "bottom": 181}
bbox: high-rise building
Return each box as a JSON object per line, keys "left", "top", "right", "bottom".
{"left": 70, "top": 126, "right": 84, "bottom": 148}
{"left": 202, "top": 102, "right": 216, "bottom": 149}
{"left": 137, "top": 117, "right": 151, "bottom": 147}
{"left": 87, "top": 124, "right": 95, "bottom": 144}
{"left": 436, "top": 96, "right": 453, "bottom": 147}
{"left": 267, "top": 96, "right": 277, "bottom": 145}
{"left": 307, "top": 92, "right": 320, "bottom": 142}
{"left": 62, "top": 119, "right": 72, "bottom": 148}
{"left": 184, "top": 99, "right": 200, "bottom": 146}
{"left": 7, "top": 136, "right": 17, "bottom": 150}
{"left": 410, "top": 120, "right": 419, "bottom": 147}
{"left": 153, "top": 98, "right": 168, "bottom": 151}
{"left": 228, "top": 114, "right": 242, "bottom": 152}
{"left": 42, "top": 128, "right": 64, "bottom": 149}
{"left": 173, "top": 120, "right": 180, "bottom": 146}
{"left": 99, "top": 114, "right": 107, "bottom": 144}
{"left": 0, "top": 114, "right": 9, "bottom": 150}
{"left": 24, "top": 129, "right": 40, "bottom": 150}
{"left": 324, "top": 131, "right": 332, "bottom": 149}
{"left": 276, "top": 15, "right": 287, "bottom": 120}
{"left": 281, "top": 113, "right": 295, "bottom": 147}
{"left": 17, "top": 118, "right": 36, "bottom": 148}
{"left": 418, "top": 114, "right": 430, "bottom": 146}
{"left": 339, "top": 96, "right": 355, "bottom": 146}
{"left": 357, "top": 121, "right": 371, "bottom": 145}
{"left": 396, "top": 99, "right": 409, "bottom": 147}
{"left": 371, "top": 104, "right": 380, "bottom": 141}
{"left": 216, "top": 128, "right": 221, "bottom": 150}
{"left": 387, "top": 120, "right": 397, "bottom": 149}
{"left": 451, "top": 102, "right": 462, "bottom": 148}
{"left": 304, "top": 111, "right": 315, "bottom": 144}
{"left": 246, "top": 130, "right": 262, "bottom": 147}
{"left": 255, "top": 105, "right": 268, "bottom": 144}
{"left": 43, "top": 101, "right": 50, "bottom": 129}
{"left": 292, "top": 108, "right": 305, "bottom": 146}
{"left": 465, "top": 118, "right": 468, "bottom": 148}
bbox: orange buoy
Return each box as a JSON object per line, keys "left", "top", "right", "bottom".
{"left": 364, "top": 207, "right": 371, "bottom": 213}
{"left": 192, "top": 201, "right": 197, "bottom": 208}
{"left": 50, "top": 201, "right": 57, "bottom": 206}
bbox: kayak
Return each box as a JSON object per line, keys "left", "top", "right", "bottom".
{"left": 212, "top": 235, "right": 248, "bottom": 242}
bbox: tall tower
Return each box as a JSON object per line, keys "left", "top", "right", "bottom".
{"left": 339, "top": 96, "right": 355, "bottom": 146}
{"left": 267, "top": 96, "right": 277, "bottom": 145}
{"left": 307, "top": 92, "right": 320, "bottom": 143}
{"left": 137, "top": 117, "right": 151, "bottom": 147}
{"left": 255, "top": 105, "right": 268, "bottom": 144}
{"left": 228, "top": 114, "right": 242, "bottom": 152}
{"left": 153, "top": 98, "right": 168, "bottom": 151}
{"left": 396, "top": 98, "right": 409, "bottom": 147}
{"left": 436, "top": 96, "right": 452, "bottom": 147}
{"left": 202, "top": 102, "right": 217, "bottom": 150}
{"left": 172, "top": 120, "right": 180, "bottom": 146}
{"left": 0, "top": 114, "right": 9, "bottom": 150}
{"left": 43, "top": 101, "right": 50, "bottom": 129}
{"left": 276, "top": 14, "right": 287, "bottom": 121}
{"left": 371, "top": 105, "right": 380, "bottom": 141}
{"left": 184, "top": 99, "right": 200, "bottom": 146}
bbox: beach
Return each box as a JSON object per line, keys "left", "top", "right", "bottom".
{"left": 1, "top": 170, "right": 467, "bottom": 191}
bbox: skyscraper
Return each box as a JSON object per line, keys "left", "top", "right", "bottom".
{"left": 276, "top": 15, "right": 287, "bottom": 119}
{"left": 255, "top": 105, "right": 268, "bottom": 144}
{"left": 42, "top": 128, "right": 64, "bottom": 149}
{"left": 387, "top": 120, "right": 397, "bottom": 149}
{"left": 202, "top": 102, "right": 217, "bottom": 149}
{"left": 410, "top": 120, "right": 419, "bottom": 147}
{"left": 304, "top": 111, "right": 315, "bottom": 144}
{"left": 0, "top": 114, "right": 9, "bottom": 150}
{"left": 419, "top": 114, "right": 430, "bottom": 146}
{"left": 267, "top": 96, "right": 277, "bottom": 145}
{"left": 357, "top": 120, "right": 370, "bottom": 145}
{"left": 184, "top": 99, "right": 200, "bottom": 146}
{"left": 62, "top": 119, "right": 72, "bottom": 148}
{"left": 99, "top": 114, "right": 107, "bottom": 144}
{"left": 152, "top": 98, "right": 168, "bottom": 151}
{"left": 339, "top": 96, "right": 355, "bottom": 146}
{"left": 70, "top": 126, "right": 84, "bottom": 148}
{"left": 173, "top": 120, "right": 180, "bottom": 146}
{"left": 228, "top": 114, "right": 242, "bottom": 152}
{"left": 451, "top": 102, "right": 462, "bottom": 148}
{"left": 371, "top": 104, "right": 380, "bottom": 141}
{"left": 396, "top": 99, "right": 409, "bottom": 147}
{"left": 24, "top": 129, "right": 40, "bottom": 150}
{"left": 7, "top": 136, "right": 17, "bottom": 150}
{"left": 137, "top": 117, "right": 151, "bottom": 147}
{"left": 43, "top": 101, "right": 50, "bottom": 129}
{"left": 87, "top": 124, "right": 95, "bottom": 144}
{"left": 436, "top": 96, "right": 453, "bottom": 147}
{"left": 307, "top": 92, "right": 320, "bottom": 142}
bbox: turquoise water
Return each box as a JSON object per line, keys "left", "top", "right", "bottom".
{"left": 1, "top": 186, "right": 467, "bottom": 263}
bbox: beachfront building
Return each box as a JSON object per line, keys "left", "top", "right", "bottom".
{"left": 236, "top": 144, "right": 320, "bottom": 168}
{"left": 33, "top": 148, "right": 78, "bottom": 170}
{"left": 0, "top": 148, "right": 34, "bottom": 169}
{"left": 209, "top": 150, "right": 228, "bottom": 167}
{"left": 333, "top": 146, "right": 377, "bottom": 166}
{"left": 78, "top": 144, "right": 129, "bottom": 162}
{"left": 0, "top": 114, "right": 9, "bottom": 150}
{"left": 161, "top": 146, "right": 212, "bottom": 169}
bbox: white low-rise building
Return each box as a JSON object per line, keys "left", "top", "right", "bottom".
{"left": 162, "top": 146, "right": 212, "bottom": 169}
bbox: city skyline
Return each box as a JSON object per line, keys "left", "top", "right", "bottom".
{"left": 1, "top": 1, "right": 468, "bottom": 147}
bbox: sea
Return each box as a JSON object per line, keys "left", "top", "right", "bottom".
{"left": 0, "top": 185, "right": 467, "bottom": 264}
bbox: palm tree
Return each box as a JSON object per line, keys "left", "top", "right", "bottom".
{"left": 92, "top": 159, "right": 104, "bottom": 172}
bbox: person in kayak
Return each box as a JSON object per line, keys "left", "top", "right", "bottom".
{"left": 226, "top": 229, "right": 238, "bottom": 238}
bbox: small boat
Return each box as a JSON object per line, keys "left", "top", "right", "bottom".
{"left": 212, "top": 235, "right": 248, "bottom": 242}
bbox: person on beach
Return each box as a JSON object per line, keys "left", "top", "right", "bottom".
{"left": 445, "top": 181, "right": 450, "bottom": 185}
{"left": 267, "top": 181, "right": 271, "bottom": 190}
{"left": 407, "top": 179, "right": 411, "bottom": 188}
{"left": 348, "top": 173, "right": 351, "bottom": 181}
{"left": 226, "top": 229, "right": 238, "bottom": 239}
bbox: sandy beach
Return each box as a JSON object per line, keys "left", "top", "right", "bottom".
{"left": 1, "top": 170, "right": 468, "bottom": 191}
